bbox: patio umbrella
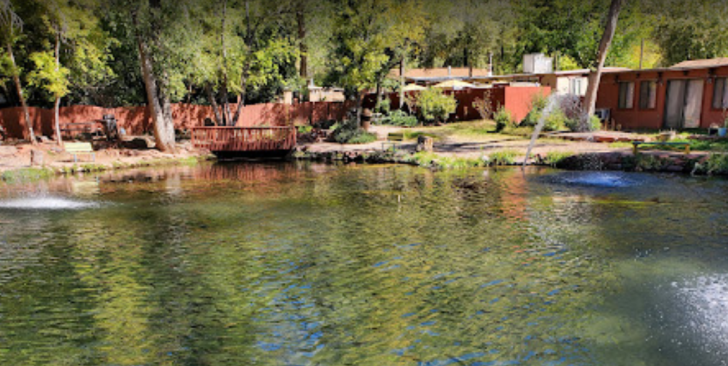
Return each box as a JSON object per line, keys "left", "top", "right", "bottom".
{"left": 432, "top": 80, "right": 475, "bottom": 89}
{"left": 402, "top": 84, "right": 426, "bottom": 92}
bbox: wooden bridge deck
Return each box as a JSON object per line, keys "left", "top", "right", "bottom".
{"left": 191, "top": 126, "right": 296, "bottom": 155}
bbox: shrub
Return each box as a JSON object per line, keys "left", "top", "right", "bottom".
{"left": 415, "top": 88, "right": 457, "bottom": 124}
{"left": 543, "top": 151, "right": 574, "bottom": 167}
{"left": 381, "top": 110, "right": 418, "bottom": 127}
{"left": 494, "top": 106, "right": 514, "bottom": 132}
{"left": 543, "top": 109, "right": 567, "bottom": 131}
{"left": 565, "top": 114, "right": 603, "bottom": 132}
{"left": 331, "top": 118, "right": 377, "bottom": 144}
{"left": 521, "top": 93, "right": 548, "bottom": 127}
{"left": 489, "top": 150, "right": 519, "bottom": 166}
{"left": 297, "top": 125, "right": 313, "bottom": 134}
{"left": 473, "top": 90, "right": 493, "bottom": 120}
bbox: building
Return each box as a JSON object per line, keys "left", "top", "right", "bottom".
{"left": 389, "top": 67, "right": 492, "bottom": 86}
{"left": 595, "top": 58, "right": 728, "bottom": 130}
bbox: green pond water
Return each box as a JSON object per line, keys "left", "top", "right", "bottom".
{"left": 1, "top": 162, "right": 727, "bottom": 366}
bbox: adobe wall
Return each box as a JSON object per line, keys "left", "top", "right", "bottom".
{"left": 0, "top": 101, "right": 354, "bottom": 139}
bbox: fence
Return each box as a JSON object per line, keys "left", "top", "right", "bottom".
{"left": 0, "top": 101, "right": 355, "bottom": 140}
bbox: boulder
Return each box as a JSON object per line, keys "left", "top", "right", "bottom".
{"left": 0, "top": 146, "right": 18, "bottom": 157}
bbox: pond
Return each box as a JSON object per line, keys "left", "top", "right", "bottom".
{"left": 1, "top": 162, "right": 727, "bottom": 366}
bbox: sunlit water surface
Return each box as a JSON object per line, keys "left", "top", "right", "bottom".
{"left": 0, "top": 163, "right": 727, "bottom": 366}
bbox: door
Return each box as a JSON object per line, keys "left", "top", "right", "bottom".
{"left": 683, "top": 79, "right": 704, "bottom": 128}
{"left": 665, "top": 80, "right": 686, "bottom": 129}
{"left": 664, "top": 79, "right": 704, "bottom": 129}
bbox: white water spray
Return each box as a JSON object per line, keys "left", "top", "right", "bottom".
{"left": 523, "top": 95, "right": 561, "bottom": 167}
{"left": 0, "top": 196, "right": 101, "bottom": 210}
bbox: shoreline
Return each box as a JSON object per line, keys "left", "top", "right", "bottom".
{"left": 2, "top": 142, "right": 726, "bottom": 184}
{"left": 291, "top": 147, "right": 725, "bottom": 176}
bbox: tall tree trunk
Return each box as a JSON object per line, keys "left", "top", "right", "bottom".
{"left": 399, "top": 57, "right": 405, "bottom": 109}
{"left": 231, "top": 68, "right": 248, "bottom": 126}
{"left": 355, "top": 90, "right": 363, "bottom": 128}
{"left": 7, "top": 42, "right": 36, "bottom": 144}
{"left": 582, "top": 0, "right": 625, "bottom": 130}
{"left": 206, "top": 84, "right": 223, "bottom": 125}
{"left": 230, "top": 1, "right": 251, "bottom": 126}
{"left": 53, "top": 31, "right": 62, "bottom": 145}
{"left": 220, "top": 0, "right": 232, "bottom": 126}
{"left": 133, "top": 13, "right": 175, "bottom": 153}
{"left": 297, "top": 2, "right": 307, "bottom": 79}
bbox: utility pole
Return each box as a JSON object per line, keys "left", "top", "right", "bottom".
{"left": 639, "top": 38, "right": 644, "bottom": 70}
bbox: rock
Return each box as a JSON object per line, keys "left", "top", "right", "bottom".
{"left": 30, "top": 150, "right": 44, "bottom": 166}
{"left": 0, "top": 146, "right": 18, "bottom": 156}
{"left": 124, "top": 138, "right": 151, "bottom": 149}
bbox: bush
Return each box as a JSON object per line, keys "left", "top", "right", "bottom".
{"left": 521, "top": 93, "right": 548, "bottom": 127}
{"left": 297, "top": 125, "right": 313, "bottom": 134}
{"left": 543, "top": 109, "right": 567, "bottom": 132}
{"left": 331, "top": 118, "right": 377, "bottom": 144}
{"left": 494, "top": 106, "right": 514, "bottom": 132}
{"left": 543, "top": 151, "right": 574, "bottom": 167}
{"left": 415, "top": 88, "right": 457, "bottom": 124}
{"left": 380, "top": 110, "right": 418, "bottom": 127}
{"left": 565, "top": 115, "right": 603, "bottom": 132}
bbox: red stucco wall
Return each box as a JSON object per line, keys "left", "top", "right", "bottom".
{"left": 364, "top": 86, "right": 550, "bottom": 123}
{"left": 596, "top": 65, "right": 728, "bottom": 130}
{"left": 0, "top": 101, "right": 355, "bottom": 139}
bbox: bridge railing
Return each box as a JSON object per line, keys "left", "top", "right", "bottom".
{"left": 191, "top": 126, "right": 296, "bottom": 152}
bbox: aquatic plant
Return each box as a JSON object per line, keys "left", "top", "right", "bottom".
{"left": 543, "top": 151, "right": 574, "bottom": 167}
{"left": 489, "top": 150, "right": 519, "bottom": 166}
{"left": 1, "top": 167, "right": 54, "bottom": 183}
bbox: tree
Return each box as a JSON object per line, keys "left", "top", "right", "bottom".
{"left": 652, "top": 0, "right": 728, "bottom": 65}
{"left": 190, "top": 0, "right": 297, "bottom": 127}
{"left": 27, "top": 51, "right": 69, "bottom": 144}
{"left": 122, "top": 0, "right": 198, "bottom": 152}
{"left": 0, "top": 0, "right": 35, "bottom": 144}
{"left": 327, "top": 0, "right": 426, "bottom": 127}
{"left": 582, "top": 0, "right": 625, "bottom": 129}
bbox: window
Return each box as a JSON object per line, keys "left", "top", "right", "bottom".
{"left": 639, "top": 81, "right": 657, "bottom": 109}
{"left": 618, "top": 82, "right": 635, "bottom": 109}
{"left": 569, "top": 78, "right": 584, "bottom": 95}
{"left": 713, "top": 77, "right": 728, "bottom": 109}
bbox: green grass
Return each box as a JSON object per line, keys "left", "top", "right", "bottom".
{"left": 608, "top": 142, "right": 633, "bottom": 149}
{"left": 543, "top": 151, "right": 574, "bottom": 166}
{"left": 1, "top": 167, "right": 54, "bottom": 183}
{"left": 488, "top": 150, "right": 520, "bottom": 166}
{"left": 408, "top": 152, "right": 486, "bottom": 169}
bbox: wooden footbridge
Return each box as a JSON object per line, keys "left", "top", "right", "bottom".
{"left": 191, "top": 126, "right": 296, "bottom": 158}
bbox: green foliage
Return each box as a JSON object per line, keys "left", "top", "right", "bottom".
{"left": 380, "top": 110, "right": 418, "bottom": 127}
{"left": 332, "top": 118, "right": 377, "bottom": 144}
{"left": 542, "top": 109, "right": 567, "bottom": 132}
{"left": 543, "top": 151, "right": 574, "bottom": 167}
{"left": 494, "top": 106, "right": 514, "bottom": 132}
{"left": 409, "top": 151, "right": 486, "bottom": 169}
{"left": 1, "top": 167, "right": 54, "bottom": 183}
{"left": 413, "top": 88, "right": 456, "bottom": 124}
{"left": 521, "top": 93, "right": 548, "bottom": 127}
{"left": 489, "top": 150, "right": 519, "bottom": 166}
{"left": 702, "top": 153, "right": 728, "bottom": 175}
{"left": 297, "top": 125, "right": 313, "bottom": 134}
{"left": 557, "top": 55, "right": 581, "bottom": 71}
{"left": 27, "top": 51, "right": 70, "bottom": 99}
